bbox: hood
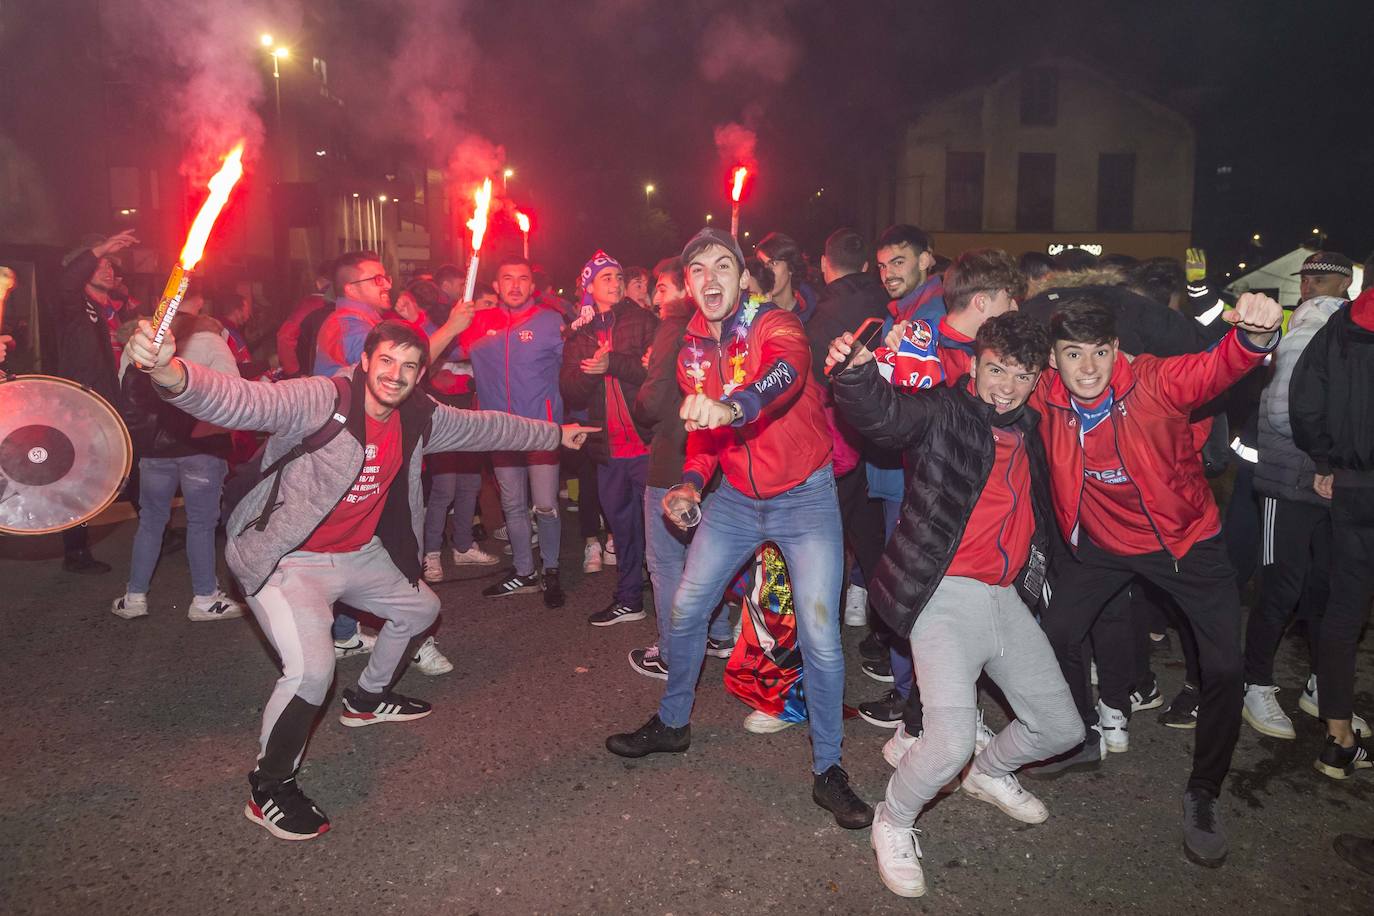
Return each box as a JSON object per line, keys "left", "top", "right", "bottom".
{"left": 1041, "top": 265, "right": 1129, "bottom": 291}
{"left": 1289, "top": 295, "right": 1345, "bottom": 332}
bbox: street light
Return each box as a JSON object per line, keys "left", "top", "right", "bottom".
{"left": 260, "top": 33, "right": 273, "bottom": 47}
{"left": 705, "top": 213, "right": 713, "bottom": 223}
{"left": 644, "top": 183, "right": 655, "bottom": 208}
{"left": 503, "top": 168, "right": 514, "bottom": 194}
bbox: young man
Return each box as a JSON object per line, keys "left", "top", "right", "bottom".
{"left": 451, "top": 256, "right": 567, "bottom": 607}
{"left": 561, "top": 251, "right": 659, "bottom": 626}
{"left": 829, "top": 312, "right": 1082, "bottom": 899}
{"left": 1027, "top": 293, "right": 1283, "bottom": 867}
{"left": 125, "top": 318, "right": 593, "bottom": 841}
{"left": 605, "top": 228, "right": 871, "bottom": 829}
{"left": 1290, "top": 284, "right": 1374, "bottom": 779}
{"left": 875, "top": 224, "right": 943, "bottom": 325}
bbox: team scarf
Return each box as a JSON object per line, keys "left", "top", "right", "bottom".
{"left": 1070, "top": 390, "right": 1115, "bottom": 442}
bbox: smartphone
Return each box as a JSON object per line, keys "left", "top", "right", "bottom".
{"left": 825, "top": 316, "right": 886, "bottom": 377}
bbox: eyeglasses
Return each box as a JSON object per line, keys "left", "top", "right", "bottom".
{"left": 347, "top": 272, "right": 391, "bottom": 288}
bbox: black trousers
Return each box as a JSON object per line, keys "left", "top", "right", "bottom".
{"left": 1089, "top": 587, "right": 1136, "bottom": 714}
{"left": 1043, "top": 535, "right": 1243, "bottom": 796}
{"left": 1317, "top": 487, "right": 1374, "bottom": 721}
{"left": 835, "top": 464, "right": 886, "bottom": 586}
{"left": 1223, "top": 463, "right": 1261, "bottom": 589}
{"left": 1244, "top": 497, "right": 1329, "bottom": 686}
{"left": 1132, "top": 580, "right": 1201, "bottom": 689}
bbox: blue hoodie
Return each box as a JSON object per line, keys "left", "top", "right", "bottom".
{"left": 459, "top": 303, "right": 565, "bottom": 421}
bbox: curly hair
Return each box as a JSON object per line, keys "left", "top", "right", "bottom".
{"left": 974, "top": 312, "right": 1051, "bottom": 372}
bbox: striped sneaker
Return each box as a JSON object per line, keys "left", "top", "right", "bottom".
{"left": 244, "top": 771, "right": 329, "bottom": 841}
{"left": 339, "top": 687, "right": 432, "bottom": 728}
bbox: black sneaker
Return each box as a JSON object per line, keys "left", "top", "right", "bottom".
{"left": 629, "top": 645, "right": 669, "bottom": 680}
{"left": 542, "top": 568, "right": 565, "bottom": 608}
{"left": 1023, "top": 726, "right": 1104, "bottom": 780}
{"left": 339, "top": 687, "right": 432, "bottom": 728}
{"left": 858, "top": 630, "right": 885, "bottom": 662}
{"left": 1182, "top": 788, "right": 1227, "bottom": 867}
{"left": 244, "top": 771, "right": 330, "bottom": 841}
{"left": 63, "top": 549, "right": 111, "bottom": 575}
{"left": 812, "top": 765, "right": 873, "bottom": 829}
{"left": 705, "top": 637, "right": 735, "bottom": 659}
{"left": 858, "top": 689, "right": 906, "bottom": 729}
{"left": 1314, "top": 734, "right": 1373, "bottom": 780}
{"left": 471, "top": 522, "right": 488, "bottom": 542}
{"left": 861, "top": 656, "right": 894, "bottom": 684}
{"left": 481, "top": 569, "right": 540, "bottom": 598}
{"left": 1130, "top": 673, "right": 1163, "bottom": 711}
{"left": 588, "top": 602, "right": 647, "bottom": 627}
{"left": 606, "top": 714, "right": 690, "bottom": 758}
{"left": 1159, "top": 682, "right": 1199, "bottom": 729}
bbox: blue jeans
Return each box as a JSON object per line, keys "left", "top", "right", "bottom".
{"left": 423, "top": 470, "right": 483, "bottom": 553}
{"left": 128, "top": 454, "right": 228, "bottom": 597}
{"left": 492, "top": 452, "right": 562, "bottom": 576}
{"left": 644, "top": 485, "right": 732, "bottom": 665}
{"left": 659, "top": 465, "right": 846, "bottom": 772}
{"left": 598, "top": 455, "right": 649, "bottom": 608}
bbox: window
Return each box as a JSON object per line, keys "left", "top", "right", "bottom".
{"left": 1097, "top": 153, "right": 1136, "bottom": 231}
{"left": 1016, "top": 153, "right": 1055, "bottom": 231}
{"left": 944, "top": 151, "right": 984, "bottom": 231}
{"left": 1020, "top": 67, "right": 1058, "bottom": 126}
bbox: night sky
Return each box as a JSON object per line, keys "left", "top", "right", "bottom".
{"left": 6, "top": 0, "right": 1373, "bottom": 287}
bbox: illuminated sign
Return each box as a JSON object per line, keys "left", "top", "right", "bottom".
{"left": 1046, "top": 243, "right": 1103, "bottom": 256}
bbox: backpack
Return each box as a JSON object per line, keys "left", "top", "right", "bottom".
{"left": 223, "top": 375, "right": 351, "bottom": 533}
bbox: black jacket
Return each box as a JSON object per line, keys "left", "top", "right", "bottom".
{"left": 55, "top": 250, "right": 121, "bottom": 406}
{"left": 806, "top": 271, "right": 889, "bottom": 384}
{"left": 1291, "top": 308, "right": 1374, "bottom": 483}
{"left": 633, "top": 309, "right": 692, "bottom": 489}
{"left": 1021, "top": 284, "right": 1225, "bottom": 358}
{"left": 560, "top": 299, "right": 658, "bottom": 464}
{"left": 832, "top": 361, "right": 1058, "bottom": 637}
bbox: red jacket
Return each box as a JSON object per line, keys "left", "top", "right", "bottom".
{"left": 677, "top": 299, "right": 831, "bottom": 498}
{"left": 1033, "top": 328, "right": 1273, "bottom": 559}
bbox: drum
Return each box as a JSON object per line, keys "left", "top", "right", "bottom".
{"left": 0, "top": 374, "right": 133, "bottom": 535}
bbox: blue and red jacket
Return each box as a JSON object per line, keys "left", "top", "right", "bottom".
{"left": 458, "top": 303, "right": 565, "bottom": 421}
{"left": 676, "top": 298, "right": 831, "bottom": 499}
{"left": 314, "top": 298, "right": 383, "bottom": 378}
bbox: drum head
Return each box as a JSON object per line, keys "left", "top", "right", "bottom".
{"left": 0, "top": 375, "right": 133, "bottom": 535}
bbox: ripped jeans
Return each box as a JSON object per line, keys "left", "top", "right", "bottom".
{"left": 127, "top": 453, "right": 228, "bottom": 597}
{"left": 658, "top": 465, "right": 845, "bottom": 772}
{"left": 492, "top": 450, "right": 562, "bottom": 576}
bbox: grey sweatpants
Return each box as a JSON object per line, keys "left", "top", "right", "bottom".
{"left": 884, "top": 576, "right": 1083, "bottom": 825}
{"left": 246, "top": 538, "right": 440, "bottom": 778}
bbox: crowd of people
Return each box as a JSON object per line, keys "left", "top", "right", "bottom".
{"left": 6, "top": 219, "right": 1374, "bottom": 894}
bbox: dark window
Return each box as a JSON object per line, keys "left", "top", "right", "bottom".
{"left": 1016, "top": 153, "right": 1055, "bottom": 231}
{"left": 944, "top": 151, "right": 984, "bottom": 231}
{"left": 1097, "top": 152, "right": 1136, "bottom": 231}
{"left": 1020, "top": 67, "right": 1058, "bottom": 126}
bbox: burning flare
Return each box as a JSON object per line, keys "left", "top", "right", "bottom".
{"left": 515, "top": 211, "right": 530, "bottom": 233}
{"left": 731, "top": 166, "right": 748, "bottom": 203}
{"left": 148, "top": 142, "right": 246, "bottom": 350}
{"left": 180, "top": 143, "right": 246, "bottom": 269}
{"left": 467, "top": 178, "right": 493, "bottom": 252}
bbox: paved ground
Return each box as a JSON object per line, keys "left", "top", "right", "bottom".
{"left": 3, "top": 509, "right": 1373, "bottom": 915}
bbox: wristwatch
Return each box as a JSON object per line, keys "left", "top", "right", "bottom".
{"left": 725, "top": 399, "right": 744, "bottom": 424}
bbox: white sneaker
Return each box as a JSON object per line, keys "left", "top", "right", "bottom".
{"left": 452, "top": 545, "right": 499, "bottom": 566}
{"left": 961, "top": 767, "right": 1049, "bottom": 824}
{"left": 1299, "top": 674, "right": 1370, "bottom": 735}
{"left": 883, "top": 724, "right": 920, "bottom": 767}
{"left": 583, "top": 541, "right": 604, "bottom": 573}
{"left": 869, "top": 802, "right": 925, "bottom": 898}
{"left": 743, "top": 709, "right": 794, "bottom": 733}
{"left": 423, "top": 551, "right": 444, "bottom": 583}
{"left": 974, "top": 708, "right": 996, "bottom": 754}
{"left": 844, "top": 584, "right": 868, "bottom": 626}
{"left": 411, "top": 636, "right": 453, "bottom": 676}
{"left": 334, "top": 632, "right": 376, "bottom": 658}
{"left": 111, "top": 593, "right": 148, "bottom": 620}
{"left": 1242, "top": 684, "right": 1296, "bottom": 739}
{"left": 188, "top": 589, "right": 245, "bottom": 622}
{"left": 1097, "top": 700, "right": 1129, "bottom": 753}
{"left": 603, "top": 535, "right": 617, "bottom": 565}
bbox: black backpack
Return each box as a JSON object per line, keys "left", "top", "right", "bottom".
{"left": 223, "top": 375, "right": 351, "bottom": 533}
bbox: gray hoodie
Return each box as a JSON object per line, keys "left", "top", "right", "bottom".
{"left": 164, "top": 361, "right": 559, "bottom": 594}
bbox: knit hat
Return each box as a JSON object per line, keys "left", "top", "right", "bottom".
{"left": 579, "top": 250, "right": 623, "bottom": 307}
{"left": 681, "top": 227, "right": 745, "bottom": 272}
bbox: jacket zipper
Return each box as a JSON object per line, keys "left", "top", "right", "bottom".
{"left": 713, "top": 333, "right": 762, "bottom": 498}
{"left": 993, "top": 431, "right": 1024, "bottom": 583}
{"left": 1108, "top": 409, "right": 1177, "bottom": 563}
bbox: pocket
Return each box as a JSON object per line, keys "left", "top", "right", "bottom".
{"left": 277, "top": 552, "right": 336, "bottom": 569}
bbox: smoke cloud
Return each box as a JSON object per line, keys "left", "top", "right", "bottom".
{"left": 98, "top": 0, "right": 301, "bottom": 179}
{"left": 713, "top": 121, "right": 758, "bottom": 170}
{"left": 698, "top": 2, "right": 802, "bottom": 86}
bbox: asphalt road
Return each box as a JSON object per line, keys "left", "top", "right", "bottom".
{"left": 3, "top": 510, "right": 1372, "bottom": 915}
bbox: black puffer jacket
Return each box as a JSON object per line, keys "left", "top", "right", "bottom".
{"left": 832, "top": 360, "right": 1058, "bottom": 637}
